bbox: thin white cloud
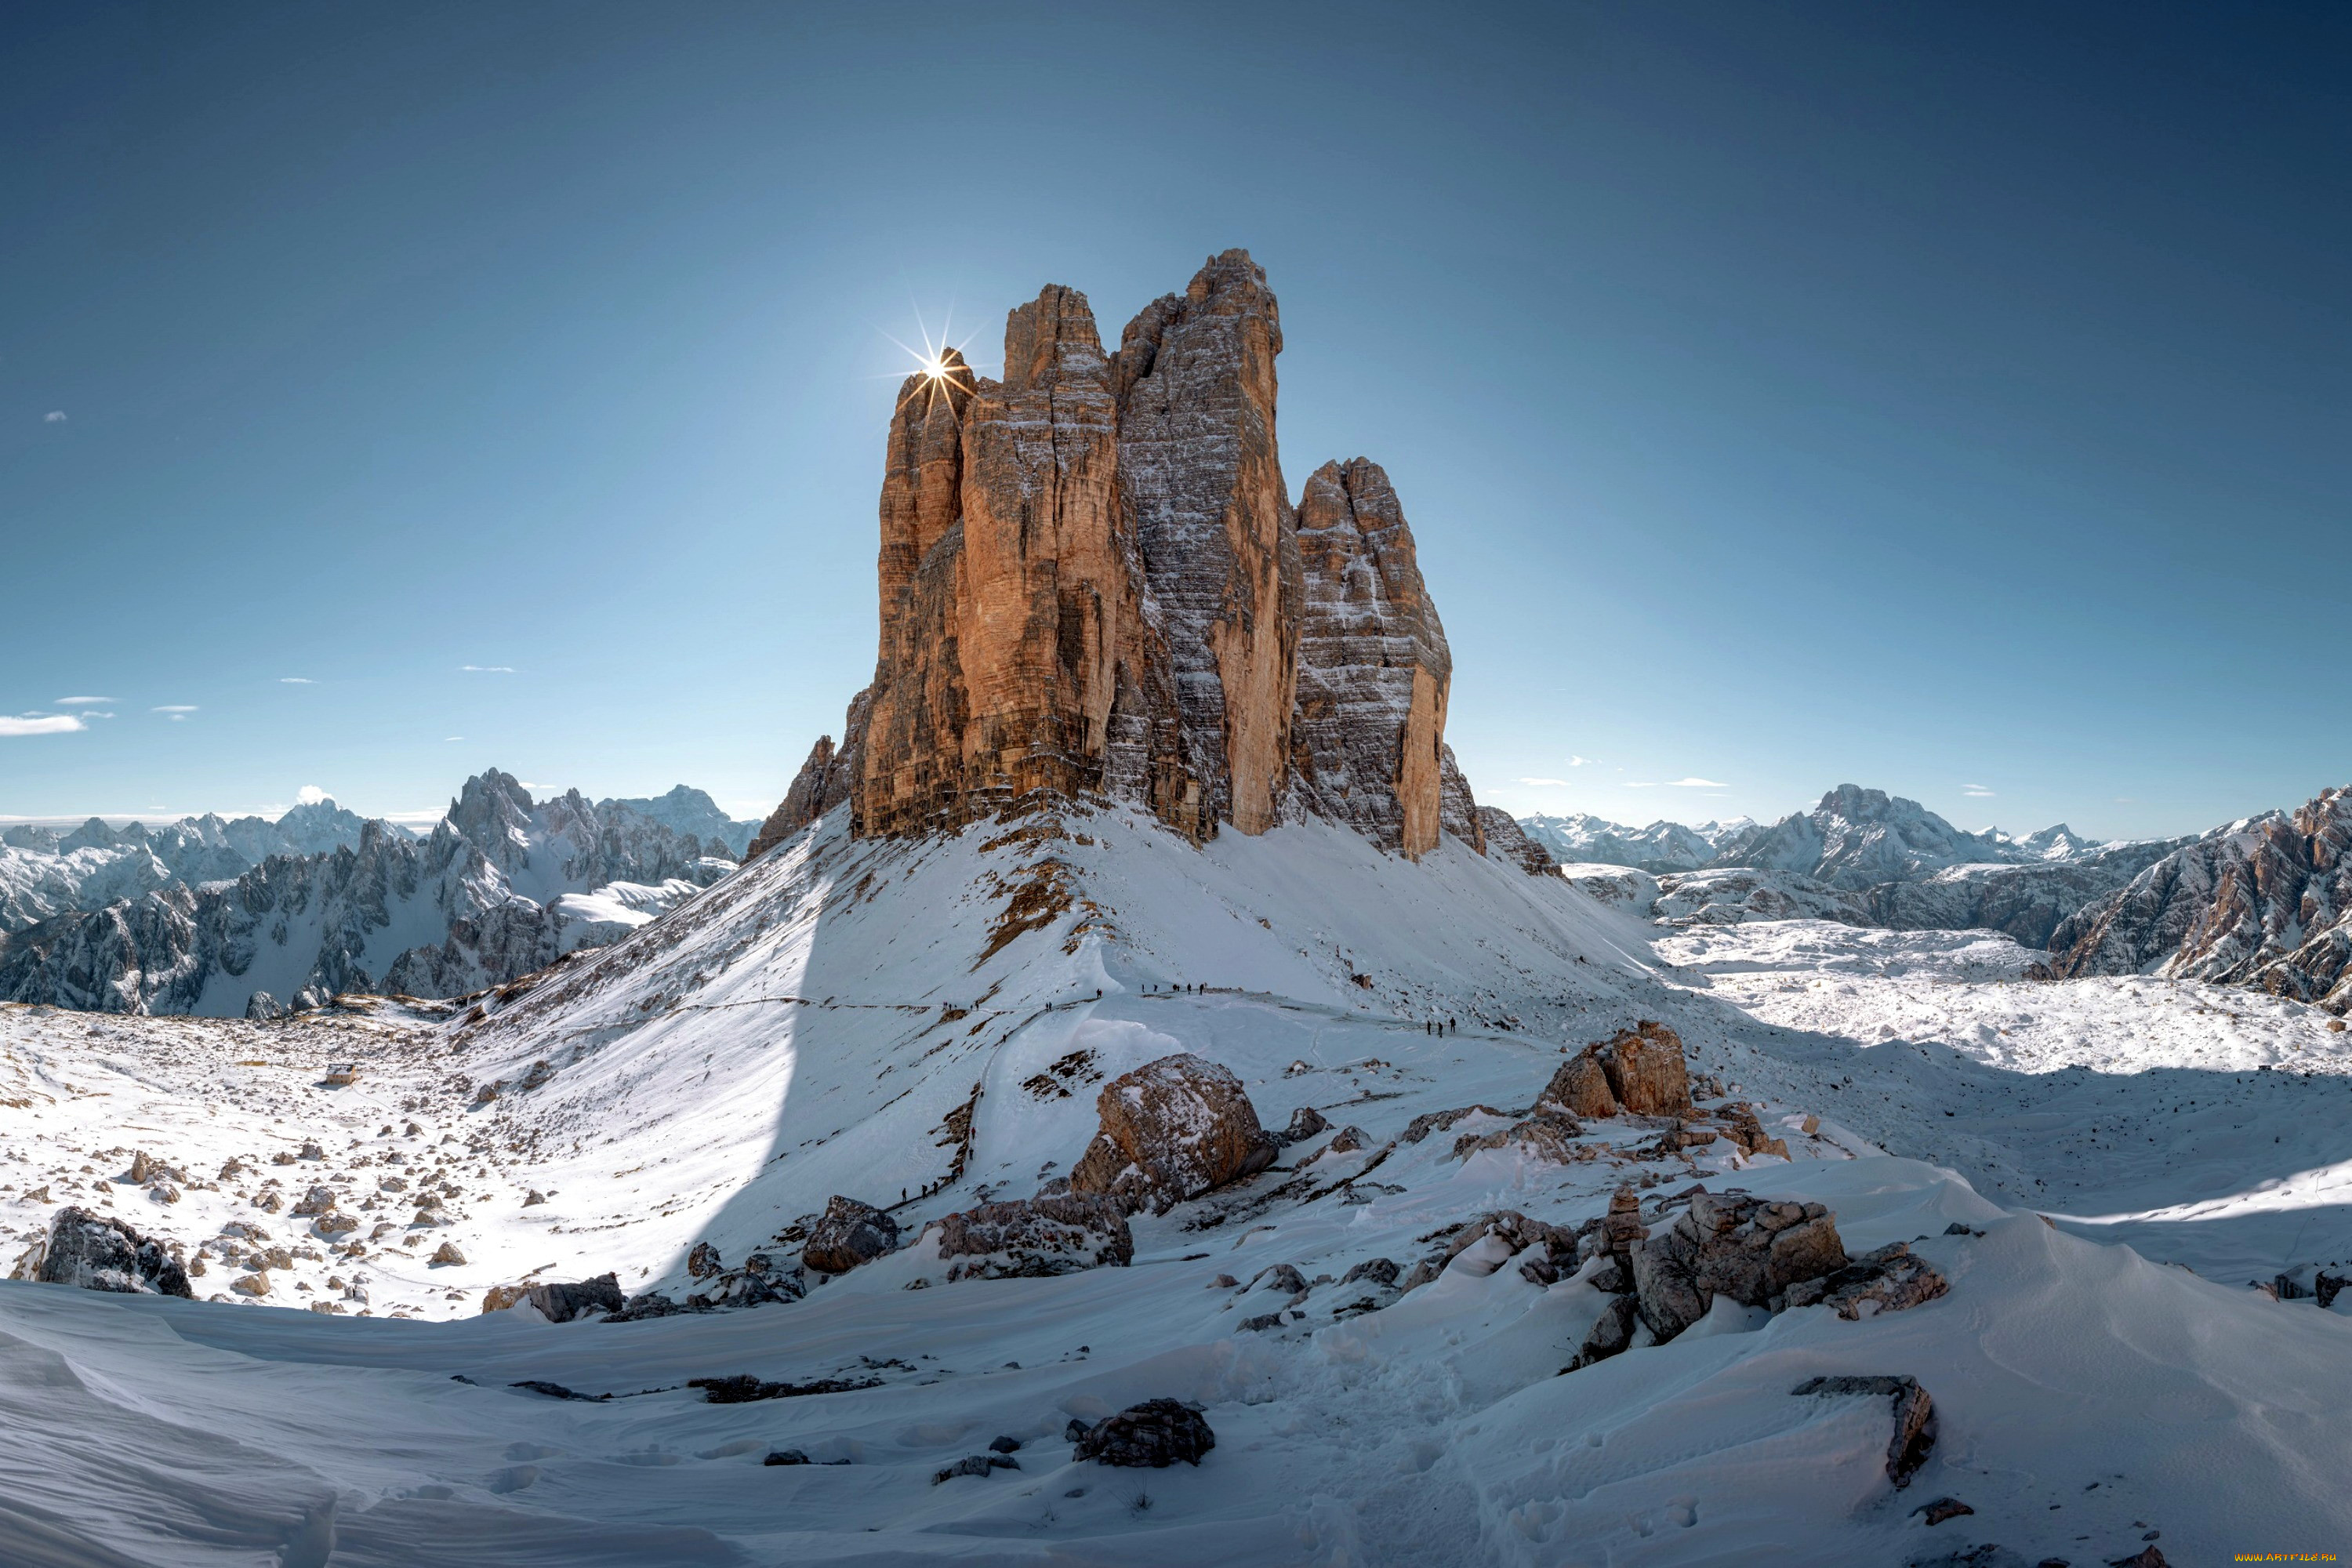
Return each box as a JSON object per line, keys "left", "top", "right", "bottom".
{"left": 1566, "top": 755, "right": 1592, "bottom": 767}
{"left": 444, "top": 735, "right": 464, "bottom": 742}
{"left": 1, "top": 714, "right": 85, "bottom": 737}
{"left": 460, "top": 665, "right": 516, "bottom": 673}
{"left": 1664, "top": 778, "right": 1730, "bottom": 788}
{"left": 1963, "top": 786, "right": 1995, "bottom": 797}
{"left": 152, "top": 705, "right": 198, "bottom": 713}
{"left": 1519, "top": 777, "right": 1577, "bottom": 789}
{"left": 279, "top": 677, "right": 316, "bottom": 685}
{"left": 296, "top": 786, "right": 328, "bottom": 806}
{"left": 55, "top": 696, "right": 117, "bottom": 706}
{"left": 78, "top": 711, "right": 115, "bottom": 719}
{"left": 44, "top": 411, "right": 65, "bottom": 423}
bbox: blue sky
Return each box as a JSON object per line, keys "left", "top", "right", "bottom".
{"left": 3, "top": 2, "right": 2343, "bottom": 838}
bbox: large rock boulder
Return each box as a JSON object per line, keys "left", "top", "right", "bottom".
{"left": 1070, "top": 1398, "right": 1216, "bottom": 1468}
{"left": 801, "top": 1195, "right": 901, "bottom": 1274}
{"left": 524, "top": 1272, "right": 626, "bottom": 1323}
{"left": 17, "top": 1207, "right": 192, "bottom": 1298}
{"left": 932, "top": 1193, "right": 1133, "bottom": 1279}
{"left": 1067, "top": 1054, "right": 1278, "bottom": 1214}
{"left": 1544, "top": 1021, "right": 1693, "bottom": 1118}
{"left": 1628, "top": 1187, "right": 1848, "bottom": 1342}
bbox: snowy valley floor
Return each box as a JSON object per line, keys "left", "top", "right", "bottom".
{"left": 1, "top": 810, "right": 2347, "bottom": 1566}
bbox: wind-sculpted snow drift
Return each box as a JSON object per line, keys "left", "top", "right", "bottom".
{"left": 2, "top": 253, "right": 2346, "bottom": 1566}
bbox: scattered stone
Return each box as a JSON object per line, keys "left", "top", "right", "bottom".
{"left": 1915, "top": 1497, "right": 1975, "bottom": 1526}
{"left": 1250, "top": 1262, "right": 1308, "bottom": 1296}
{"left": 988, "top": 1435, "right": 1022, "bottom": 1454}
{"left": 2107, "top": 1551, "right": 2167, "bottom": 1568}
{"left": 1323, "top": 1125, "right": 1370, "bottom": 1154}
{"left": 1238, "top": 1312, "right": 1290, "bottom": 1332}
{"left": 1791, "top": 1374, "right": 1937, "bottom": 1487}
{"left": 1340, "top": 1257, "right": 1399, "bottom": 1288}
{"left": 1207, "top": 1273, "right": 1239, "bottom": 1289}
{"left": 290, "top": 1185, "right": 337, "bottom": 1217}
{"left": 1443, "top": 1211, "right": 1579, "bottom": 1282}
{"left": 1067, "top": 1054, "right": 1279, "bottom": 1214}
{"left": 763, "top": 1450, "right": 810, "bottom": 1466}
{"left": 16, "top": 1207, "right": 193, "bottom": 1298}
{"left": 299, "top": 1142, "right": 325, "bottom": 1160}
{"left": 524, "top": 1190, "right": 549, "bottom": 1207}
{"left": 931, "top": 1192, "right": 1133, "bottom": 1279}
{"left": 932, "top": 1454, "right": 1019, "bottom": 1484}
{"left": 429, "top": 1242, "right": 467, "bottom": 1266}
{"left": 1453, "top": 1112, "right": 1585, "bottom": 1163}
{"left": 1070, "top": 1399, "right": 1216, "bottom": 1468}
{"left": 481, "top": 1283, "right": 531, "bottom": 1313}
{"left": 231, "top": 1271, "right": 270, "bottom": 1297}
{"left": 510, "top": 1380, "right": 610, "bottom": 1402}
{"left": 314, "top": 1214, "right": 359, "bottom": 1238}
{"left": 687, "top": 1241, "right": 722, "bottom": 1279}
{"left": 1399, "top": 1105, "right": 1511, "bottom": 1145}
{"left": 801, "top": 1195, "right": 900, "bottom": 1274}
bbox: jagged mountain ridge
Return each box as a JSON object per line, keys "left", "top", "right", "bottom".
{"left": 2047, "top": 782, "right": 2352, "bottom": 1012}
{"left": 0, "top": 773, "right": 750, "bottom": 1015}
{"left": 1541, "top": 787, "right": 2187, "bottom": 946}
{"left": 1519, "top": 812, "right": 1755, "bottom": 873}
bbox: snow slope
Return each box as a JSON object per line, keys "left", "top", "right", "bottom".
{"left": 2, "top": 808, "right": 2347, "bottom": 1564}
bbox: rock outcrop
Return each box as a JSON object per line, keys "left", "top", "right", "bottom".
{"left": 1628, "top": 1188, "right": 1847, "bottom": 1342}
{"left": 2049, "top": 785, "right": 2352, "bottom": 1014}
{"left": 1475, "top": 808, "right": 1559, "bottom": 876}
{"left": 1070, "top": 1398, "right": 1217, "bottom": 1468}
{"left": 765, "top": 251, "right": 1508, "bottom": 863}
{"left": 14, "top": 1207, "right": 192, "bottom": 1298}
{"left": 800, "top": 1195, "right": 900, "bottom": 1274}
{"left": 1068, "top": 1053, "right": 1278, "bottom": 1214}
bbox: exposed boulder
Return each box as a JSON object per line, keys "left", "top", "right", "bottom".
{"left": 801, "top": 1195, "right": 901, "bottom": 1274}
{"left": 1442, "top": 1210, "right": 1579, "bottom": 1282}
{"left": 931, "top": 1193, "right": 1134, "bottom": 1279}
{"left": 1548, "top": 1021, "right": 1693, "bottom": 1118}
{"left": 1570, "top": 1294, "right": 1640, "bottom": 1370}
{"left": 16, "top": 1207, "right": 192, "bottom": 1298}
{"left": 525, "top": 1272, "right": 626, "bottom": 1323}
{"left": 1276, "top": 1105, "right": 1329, "bottom": 1145}
{"left": 1070, "top": 1398, "right": 1216, "bottom": 1468}
{"left": 1067, "top": 1053, "right": 1278, "bottom": 1214}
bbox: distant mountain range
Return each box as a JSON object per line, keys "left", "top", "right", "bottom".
{"left": 1533, "top": 786, "right": 2190, "bottom": 947}
{"left": 0, "top": 774, "right": 760, "bottom": 1015}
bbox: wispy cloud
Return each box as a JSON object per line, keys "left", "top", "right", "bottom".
{"left": 153, "top": 704, "right": 198, "bottom": 722}
{"left": 1519, "top": 777, "right": 1578, "bottom": 789}
{"left": 444, "top": 735, "right": 464, "bottom": 742}
{"left": 1963, "top": 784, "right": 1995, "bottom": 797}
{"left": 1566, "top": 755, "right": 1592, "bottom": 768}
{"left": 43, "top": 411, "right": 65, "bottom": 423}
{"left": 460, "top": 665, "right": 516, "bottom": 673}
{"left": 279, "top": 677, "right": 316, "bottom": 685}
{"left": 1666, "top": 777, "right": 1729, "bottom": 788}
{"left": 55, "top": 696, "right": 116, "bottom": 706}
{"left": 1, "top": 714, "right": 85, "bottom": 737}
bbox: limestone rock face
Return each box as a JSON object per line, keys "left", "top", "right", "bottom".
{"left": 1289, "top": 459, "right": 1451, "bottom": 856}
{"left": 763, "top": 250, "right": 1510, "bottom": 861}
{"left": 1116, "top": 251, "right": 1300, "bottom": 837}
{"left": 1548, "top": 1021, "right": 1693, "bottom": 1118}
{"left": 1629, "top": 1189, "right": 1847, "bottom": 1342}
{"left": 1067, "top": 1053, "right": 1278, "bottom": 1214}
{"left": 1475, "top": 808, "right": 1559, "bottom": 876}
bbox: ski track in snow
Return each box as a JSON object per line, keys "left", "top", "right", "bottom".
{"left": 2, "top": 810, "right": 2347, "bottom": 1566}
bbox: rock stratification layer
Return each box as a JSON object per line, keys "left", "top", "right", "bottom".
{"left": 769, "top": 249, "right": 1520, "bottom": 868}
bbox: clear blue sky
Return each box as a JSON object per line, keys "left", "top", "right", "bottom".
{"left": 3, "top": 2, "right": 2343, "bottom": 838}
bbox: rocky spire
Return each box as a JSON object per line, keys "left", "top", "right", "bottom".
{"left": 763, "top": 249, "right": 1497, "bottom": 864}
{"left": 1288, "top": 458, "right": 1451, "bottom": 857}
{"left": 1115, "top": 250, "right": 1301, "bottom": 836}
